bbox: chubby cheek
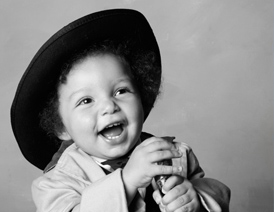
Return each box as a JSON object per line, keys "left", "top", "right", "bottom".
{"left": 67, "top": 113, "right": 96, "bottom": 137}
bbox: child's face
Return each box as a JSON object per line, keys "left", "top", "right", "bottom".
{"left": 57, "top": 54, "right": 144, "bottom": 159}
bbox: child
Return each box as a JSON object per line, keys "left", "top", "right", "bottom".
{"left": 11, "top": 9, "right": 230, "bottom": 212}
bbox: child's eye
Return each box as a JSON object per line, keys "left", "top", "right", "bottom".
{"left": 115, "top": 88, "right": 130, "bottom": 96}
{"left": 78, "top": 98, "right": 93, "bottom": 106}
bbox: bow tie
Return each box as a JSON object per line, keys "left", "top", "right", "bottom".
{"left": 101, "top": 155, "right": 129, "bottom": 170}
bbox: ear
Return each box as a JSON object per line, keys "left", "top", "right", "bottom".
{"left": 57, "top": 130, "right": 72, "bottom": 141}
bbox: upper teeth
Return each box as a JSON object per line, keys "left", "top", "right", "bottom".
{"left": 106, "top": 123, "right": 121, "bottom": 129}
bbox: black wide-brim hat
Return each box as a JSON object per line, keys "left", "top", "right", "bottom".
{"left": 11, "top": 9, "right": 161, "bottom": 170}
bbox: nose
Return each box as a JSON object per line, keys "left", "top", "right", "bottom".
{"left": 100, "top": 98, "right": 120, "bottom": 115}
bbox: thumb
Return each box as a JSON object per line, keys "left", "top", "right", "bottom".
{"left": 152, "top": 189, "right": 162, "bottom": 204}
{"left": 152, "top": 190, "right": 166, "bottom": 212}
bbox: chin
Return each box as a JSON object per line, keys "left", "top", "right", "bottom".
{"left": 110, "top": 146, "right": 132, "bottom": 159}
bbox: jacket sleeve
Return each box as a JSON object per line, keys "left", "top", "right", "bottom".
{"left": 173, "top": 142, "right": 231, "bottom": 212}
{"left": 32, "top": 168, "right": 129, "bottom": 212}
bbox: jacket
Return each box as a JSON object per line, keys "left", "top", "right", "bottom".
{"left": 32, "top": 133, "right": 230, "bottom": 212}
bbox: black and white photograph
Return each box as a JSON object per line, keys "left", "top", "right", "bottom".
{"left": 1, "top": 1, "right": 272, "bottom": 211}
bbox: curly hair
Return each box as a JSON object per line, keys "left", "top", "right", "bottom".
{"left": 39, "top": 39, "right": 161, "bottom": 140}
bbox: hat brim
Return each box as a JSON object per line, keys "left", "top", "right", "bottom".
{"left": 11, "top": 9, "right": 161, "bottom": 170}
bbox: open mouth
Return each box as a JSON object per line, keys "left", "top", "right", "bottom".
{"left": 100, "top": 122, "right": 124, "bottom": 140}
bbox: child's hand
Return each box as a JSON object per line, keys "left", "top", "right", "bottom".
{"left": 154, "top": 176, "right": 201, "bottom": 212}
{"left": 122, "top": 137, "right": 182, "bottom": 202}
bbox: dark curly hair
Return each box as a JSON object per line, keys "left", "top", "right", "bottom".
{"left": 39, "top": 39, "right": 161, "bottom": 140}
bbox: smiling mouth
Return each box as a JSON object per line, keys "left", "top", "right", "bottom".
{"left": 100, "top": 123, "right": 124, "bottom": 140}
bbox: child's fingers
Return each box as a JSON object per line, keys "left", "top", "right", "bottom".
{"left": 154, "top": 164, "right": 182, "bottom": 177}
{"left": 164, "top": 196, "right": 199, "bottom": 212}
{"left": 152, "top": 190, "right": 166, "bottom": 212}
{"left": 139, "top": 136, "right": 159, "bottom": 146}
{"left": 162, "top": 180, "right": 199, "bottom": 211}
{"left": 139, "top": 137, "right": 165, "bottom": 149}
{"left": 162, "top": 175, "right": 185, "bottom": 194}
{"left": 149, "top": 149, "right": 182, "bottom": 163}
{"left": 141, "top": 137, "right": 176, "bottom": 152}
{"left": 162, "top": 184, "right": 187, "bottom": 206}
{"left": 163, "top": 191, "right": 189, "bottom": 209}
{"left": 152, "top": 189, "right": 162, "bottom": 204}
{"left": 162, "top": 179, "right": 194, "bottom": 205}
{"left": 141, "top": 136, "right": 175, "bottom": 147}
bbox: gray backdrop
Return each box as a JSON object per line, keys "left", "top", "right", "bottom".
{"left": 1, "top": 0, "right": 273, "bottom": 211}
